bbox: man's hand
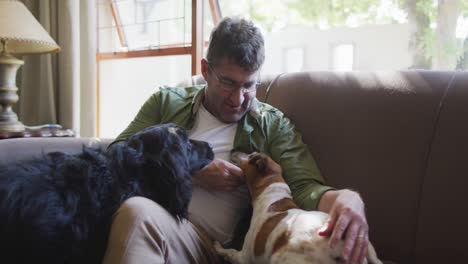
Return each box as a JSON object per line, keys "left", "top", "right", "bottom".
{"left": 193, "top": 159, "right": 244, "bottom": 192}
{"left": 318, "top": 189, "right": 369, "bottom": 264}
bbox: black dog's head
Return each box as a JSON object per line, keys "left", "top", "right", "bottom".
{"left": 111, "top": 123, "right": 214, "bottom": 220}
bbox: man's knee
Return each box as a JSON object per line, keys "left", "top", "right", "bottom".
{"left": 107, "top": 197, "right": 220, "bottom": 264}
{"left": 104, "top": 197, "right": 170, "bottom": 263}
{"left": 113, "top": 196, "right": 171, "bottom": 225}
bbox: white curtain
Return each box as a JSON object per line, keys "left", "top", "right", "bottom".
{"left": 18, "top": 0, "right": 97, "bottom": 137}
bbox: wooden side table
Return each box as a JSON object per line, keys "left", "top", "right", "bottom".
{"left": 0, "top": 127, "right": 75, "bottom": 139}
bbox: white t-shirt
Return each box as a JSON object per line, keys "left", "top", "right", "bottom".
{"left": 188, "top": 104, "right": 250, "bottom": 245}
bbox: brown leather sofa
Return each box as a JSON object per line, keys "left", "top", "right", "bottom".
{"left": 1, "top": 70, "right": 467, "bottom": 264}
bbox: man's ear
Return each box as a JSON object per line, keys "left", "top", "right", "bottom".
{"left": 201, "top": 58, "right": 209, "bottom": 80}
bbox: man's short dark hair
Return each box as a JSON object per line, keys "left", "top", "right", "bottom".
{"left": 206, "top": 17, "right": 265, "bottom": 73}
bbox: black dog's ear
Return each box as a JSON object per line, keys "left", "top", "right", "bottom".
{"left": 45, "top": 151, "right": 68, "bottom": 164}
{"left": 142, "top": 151, "right": 192, "bottom": 221}
{"left": 162, "top": 153, "right": 192, "bottom": 220}
{"left": 108, "top": 141, "right": 145, "bottom": 169}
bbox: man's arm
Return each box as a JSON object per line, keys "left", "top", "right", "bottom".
{"left": 266, "top": 112, "right": 334, "bottom": 210}
{"left": 267, "top": 112, "right": 369, "bottom": 264}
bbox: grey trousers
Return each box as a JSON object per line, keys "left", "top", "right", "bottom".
{"left": 102, "top": 197, "right": 221, "bottom": 264}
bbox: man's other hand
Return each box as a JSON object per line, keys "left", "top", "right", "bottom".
{"left": 318, "top": 189, "right": 369, "bottom": 264}
{"left": 193, "top": 159, "right": 244, "bottom": 192}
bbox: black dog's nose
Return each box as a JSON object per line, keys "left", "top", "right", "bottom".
{"left": 190, "top": 139, "right": 214, "bottom": 159}
{"left": 191, "top": 139, "right": 211, "bottom": 149}
{"left": 206, "top": 143, "right": 214, "bottom": 160}
{"left": 202, "top": 141, "right": 214, "bottom": 160}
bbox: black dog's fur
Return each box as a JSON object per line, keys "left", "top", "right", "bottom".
{"left": 0, "top": 123, "right": 214, "bottom": 264}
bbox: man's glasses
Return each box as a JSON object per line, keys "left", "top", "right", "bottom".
{"left": 208, "top": 63, "right": 261, "bottom": 94}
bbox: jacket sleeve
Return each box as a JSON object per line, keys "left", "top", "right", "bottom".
{"left": 268, "top": 112, "right": 335, "bottom": 211}
{"left": 110, "top": 92, "right": 162, "bottom": 146}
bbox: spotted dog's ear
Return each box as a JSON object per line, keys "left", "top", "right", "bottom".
{"left": 255, "top": 157, "right": 267, "bottom": 173}
{"left": 248, "top": 153, "right": 267, "bottom": 173}
{"left": 248, "top": 152, "right": 259, "bottom": 165}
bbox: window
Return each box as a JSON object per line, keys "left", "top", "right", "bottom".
{"left": 98, "top": 0, "right": 192, "bottom": 53}
{"left": 331, "top": 44, "right": 354, "bottom": 71}
{"left": 218, "top": 0, "right": 468, "bottom": 74}
{"left": 97, "top": 0, "right": 468, "bottom": 137}
{"left": 97, "top": 0, "right": 215, "bottom": 138}
{"left": 98, "top": 55, "right": 191, "bottom": 137}
{"left": 284, "top": 47, "right": 305, "bottom": 72}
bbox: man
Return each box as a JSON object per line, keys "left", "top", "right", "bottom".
{"left": 103, "top": 17, "right": 369, "bottom": 264}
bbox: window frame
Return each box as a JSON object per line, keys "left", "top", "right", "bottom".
{"left": 96, "top": 0, "right": 221, "bottom": 136}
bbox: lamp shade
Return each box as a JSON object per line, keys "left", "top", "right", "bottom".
{"left": 0, "top": 0, "right": 60, "bottom": 54}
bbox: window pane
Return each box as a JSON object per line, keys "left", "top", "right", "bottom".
{"left": 331, "top": 44, "right": 354, "bottom": 71}
{"left": 204, "top": 0, "right": 215, "bottom": 44}
{"left": 98, "top": 0, "right": 191, "bottom": 52}
{"left": 98, "top": 55, "right": 191, "bottom": 138}
{"left": 217, "top": 0, "right": 468, "bottom": 71}
{"left": 160, "top": 18, "right": 188, "bottom": 46}
{"left": 284, "top": 47, "right": 304, "bottom": 72}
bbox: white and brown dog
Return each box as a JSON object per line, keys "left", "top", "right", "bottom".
{"left": 214, "top": 152, "right": 382, "bottom": 264}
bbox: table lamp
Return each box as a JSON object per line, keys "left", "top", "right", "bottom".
{"left": 0, "top": 0, "right": 60, "bottom": 132}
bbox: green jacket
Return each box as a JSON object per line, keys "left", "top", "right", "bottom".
{"left": 114, "top": 86, "right": 334, "bottom": 210}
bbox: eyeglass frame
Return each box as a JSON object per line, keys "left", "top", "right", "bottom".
{"left": 207, "top": 63, "right": 261, "bottom": 94}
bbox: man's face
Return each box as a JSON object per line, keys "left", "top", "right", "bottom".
{"left": 201, "top": 58, "right": 260, "bottom": 123}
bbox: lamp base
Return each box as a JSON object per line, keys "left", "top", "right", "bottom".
{"left": 0, "top": 119, "right": 24, "bottom": 132}
{"left": 0, "top": 52, "right": 24, "bottom": 132}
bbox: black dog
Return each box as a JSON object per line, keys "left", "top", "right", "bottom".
{"left": 0, "top": 123, "right": 214, "bottom": 264}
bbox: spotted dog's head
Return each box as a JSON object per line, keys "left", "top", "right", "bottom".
{"left": 231, "top": 151, "right": 283, "bottom": 199}
{"left": 112, "top": 123, "right": 214, "bottom": 219}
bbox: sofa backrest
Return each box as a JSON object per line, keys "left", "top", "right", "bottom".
{"left": 413, "top": 71, "right": 468, "bottom": 263}
{"left": 255, "top": 71, "right": 468, "bottom": 263}
{"left": 0, "top": 137, "right": 112, "bottom": 163}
